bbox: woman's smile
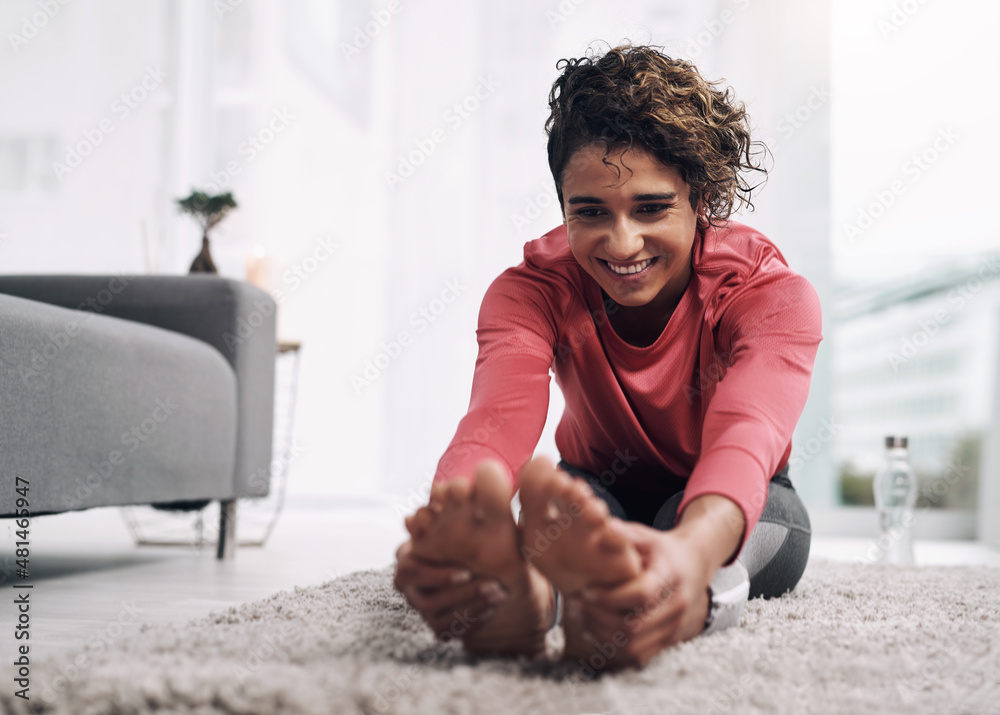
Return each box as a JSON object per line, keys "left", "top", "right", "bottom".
{"left": 599, "top": 256, "right": 660, "bottom": 278}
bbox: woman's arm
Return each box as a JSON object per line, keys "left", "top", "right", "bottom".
{"left": 680, "top": 262, "right": 823, "bottom": 556}
{"left": 674, "top": 493, "right": 745, "bottom": 567}
{"left": 395, "top": 262, "right": 564, "bottom": 631}
{"left": 431, "top": 263, "right": 563, "bottom": 488}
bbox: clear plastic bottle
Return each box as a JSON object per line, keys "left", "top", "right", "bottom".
{"left": 872, "top": 436, "right": 917, "bottom": 565}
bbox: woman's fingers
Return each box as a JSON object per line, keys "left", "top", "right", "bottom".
{"left": 394, "top": 538, "right": 507, "bottom": 638}
{"left": 617, "top": 617, "right": 682, "bottom": 667}
{"left": 415, "top": 581, "right": 506, "bottom": 638}
{"left": 566, "top": 596, "right": 618, "bottom": 632}
{"left": 394, "top": 540, "right": 473, "bottom": 594}
{"left": 412, "top": 579, "right": 502, "bottom": 619}
{"left": 582, "top": 571, "right": 677, "bottom": 614}
{"left": 577, "top": 604, "right": 684, "bottom": 668}
{"left": 425, "top": 598, "right": 499, "bottom": 638}
{"left": 575, "top": 593, "right": 681, "bottom": 639}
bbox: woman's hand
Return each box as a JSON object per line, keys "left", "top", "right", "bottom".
{"left": 566, "top": 522, "right": 712, "bottom": 667}
{"left": 566, "top": 495, "right": 744, "bottom": 668}
{"left": 393, "top": 539, "right": 505, "bottom": 640}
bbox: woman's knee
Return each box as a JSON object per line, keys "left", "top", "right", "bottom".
{"left": 748, "top": 524, "right": 810, "bottom": 599}
{"left": 745, "top": 481, "right": 812, "bottom": 599}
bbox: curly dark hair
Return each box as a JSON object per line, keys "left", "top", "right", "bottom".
{"left": 545, "top": 43, "right": 768, "bottom": 224}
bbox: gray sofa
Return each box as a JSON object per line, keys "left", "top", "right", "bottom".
{"left": 0, "top": 274, "right": 277, "bottom": 558}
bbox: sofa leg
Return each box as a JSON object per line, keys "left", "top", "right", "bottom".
{"left": 217, "top": 499, "right": 237, "bottom": 559}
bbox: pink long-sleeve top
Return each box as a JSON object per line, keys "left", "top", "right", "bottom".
{"left": 433, "top": 220, "right": 822, "bottom": 549}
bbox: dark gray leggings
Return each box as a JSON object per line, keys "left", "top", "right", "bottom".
{"left": 557, "top": 460, "right": 812, "bottom": 599}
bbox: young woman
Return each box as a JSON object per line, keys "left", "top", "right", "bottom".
{"left": 393, "top": 44, "right": 821, "bottom": 670}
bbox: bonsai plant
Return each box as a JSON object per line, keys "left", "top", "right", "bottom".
{"left": 176, "top": 190, "right": 238, "bottom": 274}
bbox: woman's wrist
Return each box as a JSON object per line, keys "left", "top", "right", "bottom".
{"left": 673, "top": 494, "right": 746, "bottom": 576}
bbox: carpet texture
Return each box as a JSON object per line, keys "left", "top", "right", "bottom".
{"left": 5, "top": 560, "right": 999, "bottom": 715}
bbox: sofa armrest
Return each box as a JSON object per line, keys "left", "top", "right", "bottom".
{"left": 0, "top": 293, "right": 238, "bottom": 514}
{"left": 0, "top": 274, "right": 276, "bottom": 499}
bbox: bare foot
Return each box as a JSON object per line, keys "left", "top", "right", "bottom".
{"left": 518, "top": 456, "right": 643, "bottom": 666}
{"left": 519, "top": 455, "right": 641, "bottom": 595}
{"left": 405, "top": 460, "right": 553, "bottom": 657}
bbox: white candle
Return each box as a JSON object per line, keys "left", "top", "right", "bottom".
{"left": 245, "top": 245, "right": 271, "bottom": 290}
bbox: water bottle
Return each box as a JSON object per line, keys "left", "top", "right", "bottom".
{"left": 872, "top": 436, "right": 917, "bottom": 565}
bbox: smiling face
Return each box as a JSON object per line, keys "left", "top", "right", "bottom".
{"left": 561, "top": 144, "right": 702, "bottom": 320}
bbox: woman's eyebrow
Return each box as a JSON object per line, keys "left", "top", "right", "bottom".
{"left": 566, "top": 192, "right": 678, "bottom": 204}
{"left": 633, "top": 192, "right": 678, "bottom": 201}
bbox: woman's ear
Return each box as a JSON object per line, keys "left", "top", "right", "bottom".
{"left": 688, "top": 186, "right": 704, "bottom": 216}
{"left": 694, "top": 193, "right": 708, "bottom": 226}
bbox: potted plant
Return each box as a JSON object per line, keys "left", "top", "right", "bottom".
{"left": 176, "top": 190, "right": 238, "bottom": 274}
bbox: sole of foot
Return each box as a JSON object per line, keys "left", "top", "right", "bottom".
{"left": 406, "top": 459, "right": 552, "bottom": 657}
{"left": 518, "top": 455, "right": 641, "bottom": 597}
{"left": 519, "top": 456, "right": 644, "bottom": 668}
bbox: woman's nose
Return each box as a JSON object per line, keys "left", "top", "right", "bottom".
{"left": 605, "top": 217, "right": 643, "bottom": 259}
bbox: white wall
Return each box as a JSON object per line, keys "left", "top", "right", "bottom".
{"left": 831, "top": 0, "right": 1000, "bottom": 275}
{"left": 0, "top": 1, "right": 169, "bottom": 271}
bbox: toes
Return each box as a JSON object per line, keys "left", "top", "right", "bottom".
{"left": 590, "top": 496, "right": 610, "bottom": 518}
{"left": 549, "top": 470, "right": 580, "bottom": 510}
{"left": 588, "top": 513, "right": 631, "bottom": 555}
{"left": 569, "top": 478, "right": 594, "bottom": 501}
{"left": 598, "top": 521, "right": 643, "bottom": 573}
{"left": 472, "top": 460, "right": 514, "bottom": 520}
{"left": 429, "top": 482, "right": 448, "bottom": 509}
{"left": 518, "top": 455, "right": 557, "bottom": 502}
{"left": 578, "top": 495, "right": 609, "bottom": 529}
{"left": 567, "top": 481, "right": 597, "bottom": 513}
{"left": 444, "top": 478, "right": 472, "bottom": 505}
{"left": 544, "top": 497, "right": 561, "bottom": 522}
{"left": 519, "top": 457, "right": 607, "bottom": 533}
{"left": 406, "top": 506, "right": 436, "bottom": 538}
{"left": 596, "top": 528, "right": 628, "bottom": 555}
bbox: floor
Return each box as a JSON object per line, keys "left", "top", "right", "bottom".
{"left": 3, "top": 498, "right": 999, "bottom": 686}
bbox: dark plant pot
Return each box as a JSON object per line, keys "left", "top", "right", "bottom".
{"left": 189, "top": 236, "right": 218, "bottom": 274}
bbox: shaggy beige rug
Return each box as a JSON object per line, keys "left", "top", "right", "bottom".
{"left": 3, "top": 560, "right": 998, "bottom": 715}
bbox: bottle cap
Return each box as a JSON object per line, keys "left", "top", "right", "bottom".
{"left": 885, "top": 435, "right": 908, "bottom": 448}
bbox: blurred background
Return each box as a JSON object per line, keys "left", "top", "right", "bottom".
{"left": 2, "top": 0, "right": 998, "bottom": 545}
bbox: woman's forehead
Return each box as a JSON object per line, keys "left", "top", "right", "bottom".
{"left": 562, "top": 144, "right": 685, "bottom": 185}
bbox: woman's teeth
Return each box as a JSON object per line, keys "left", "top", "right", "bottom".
{"left": 606, "top": 258, "right": 654, "bottom": 275}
